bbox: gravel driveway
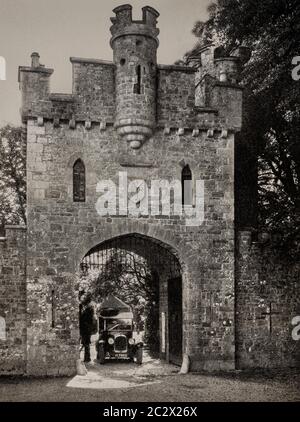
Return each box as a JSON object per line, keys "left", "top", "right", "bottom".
{"left": 0, "top": 357, "right": 299, "bottom": 402}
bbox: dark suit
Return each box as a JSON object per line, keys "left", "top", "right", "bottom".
{"left": 79, "top": 302, "right": 95, "bottom": 362}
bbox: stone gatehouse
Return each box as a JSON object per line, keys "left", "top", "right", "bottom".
{"left": 0, "top": 4, "right": 299, "bottom": 376}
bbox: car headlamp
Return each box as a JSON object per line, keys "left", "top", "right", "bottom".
{"left": 128, "top": 338, "right": 135, "bottom": 345}
{"left": 108, "top": 337, "right": 114, "bottom": 345}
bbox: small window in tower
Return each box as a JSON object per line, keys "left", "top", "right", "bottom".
{"left": 134, "top": 65, "right": 142, "bottom": 94}
{"left": 73, "top": 159, "right": 86, "bottom": 202}
{"left": 136, "top": 39, "right": 142, "bottom": 46}
{"left": 182, "top": 165, "right": 193, "bottom": 206}
{"left": 120, "top": 58, "right": 126, "bottom": 66}
{"left": 149, "top": 62, "right": 155, "bottom": 74}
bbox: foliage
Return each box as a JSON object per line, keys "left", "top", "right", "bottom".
{"left": 188, "top": 0, "right": 300, "bottom": 256}
{"left": 79, "top": 249, "right": 160, "bottom": 351}
{"left": 0, "top": 125, "right": 26, "bottom": 231}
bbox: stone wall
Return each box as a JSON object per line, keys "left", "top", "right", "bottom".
{"left": 236, "top": 231, "right": 300, "bottom": 368}
{"left": 24, "top": 118, "right": 236, "bottom": 374}
{"left": 157, "top": 66, "right": 197, "bottom": 127}
{"left": 2, "top": 4, "right": 298, "bottom": 378}
{"left": 71, "top": 58, "right": 115, "bottom": 122}
{"left": 14, "top": 4, "right": 243, "bottom": 376}
{"left": 0, "top": 226, "right": 27, "bottom": 374}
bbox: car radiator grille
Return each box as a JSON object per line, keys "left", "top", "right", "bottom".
{"left": 114, "top": 335, "right": 127, "bottom": 352}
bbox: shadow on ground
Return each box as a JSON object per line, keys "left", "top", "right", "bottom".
{"left": 68, "top": 352, "right": 179, "bottom": 390}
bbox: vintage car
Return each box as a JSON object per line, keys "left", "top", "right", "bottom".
{"left": 96, "top": 295, "right": 143, "bottom": 364}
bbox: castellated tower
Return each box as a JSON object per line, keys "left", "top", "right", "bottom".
{"left": 0, "top": 3, "right": 298, "bottom": 380}
{"left": 111, "top": 5, "right": 159, "bottom": 149}
{"left": 2, "top": 4, "right": 270, "bottom": 378}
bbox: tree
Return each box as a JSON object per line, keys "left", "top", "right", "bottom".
{"left": 188, "top": 0, "right": 300, "bottom": 256}
{"left": 0, "top": 125, "right": 26, "bottom": 232}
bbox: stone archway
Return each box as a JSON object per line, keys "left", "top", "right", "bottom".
{"left": 72, "top": 221, "right": 191, "bottom": 273}
{"left": 78, "top": 232, "right": 185, "bottom": 365}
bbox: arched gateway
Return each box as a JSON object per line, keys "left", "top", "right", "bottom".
{"left": 1, "top": 5, "right": 298, "bottom": 378}
{"left": 1, "top": 3, "right": 242, "bottom": 376}
{"left": 79, "top": 234, "right": 184, "bottom": 365}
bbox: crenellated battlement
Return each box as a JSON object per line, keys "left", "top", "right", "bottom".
{"left": 111, "top": 4, "right": 159, "bottom": 28}
{"left": 185, "top": 43, "right": 249, "bottom": 109}
{"left": 18, "top": 5, "right": 243, "bottom": 147}
{"left": 110, "top": 5, "right": 160, "bottom": 48}
{"left": 7, "top": 4, "right": 299, "bottom": 378}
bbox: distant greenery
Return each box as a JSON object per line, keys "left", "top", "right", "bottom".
{"left": 79, "top": 250, "right": 159, "bottom": 354}
{"left": 0, "top": 125, "right": 26, "bottom": 232}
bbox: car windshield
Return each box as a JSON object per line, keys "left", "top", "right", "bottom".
{"left": 106, "top": 319, "right": 132, "bottom": 331}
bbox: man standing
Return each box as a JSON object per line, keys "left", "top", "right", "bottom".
{"left": 79, "top": 291, "right": 97, "bottom": 363}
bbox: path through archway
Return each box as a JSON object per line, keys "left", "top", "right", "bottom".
{"left": 78, "top": 233, "right": 183, "bottom": 365}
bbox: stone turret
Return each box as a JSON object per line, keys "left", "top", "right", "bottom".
{"left": 18, "top": 52, "right": 53, "bottom": 122}
{"left": 110, "top": 4, "right": 160, "bottom": 149}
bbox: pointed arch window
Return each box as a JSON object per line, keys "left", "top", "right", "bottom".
{"left": 182, "top": 165, "right": 193, "bottom": 206}
{"left": 73, "top": 159, "right": 85, "bottom": 202}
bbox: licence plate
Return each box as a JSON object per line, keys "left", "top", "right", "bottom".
{"left": 115, "top": 353, "right": 126, "bottom": 358}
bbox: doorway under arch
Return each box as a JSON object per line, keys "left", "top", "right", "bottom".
{"left": 78, "top": 233, "right": 183, "bottom": 365}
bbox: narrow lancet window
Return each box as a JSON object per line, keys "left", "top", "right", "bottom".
{"left": 134, "top": 65, "right": 142, "bottom": 94}
{"left": 73, "top": 159, "right": 86, "bottom": 202}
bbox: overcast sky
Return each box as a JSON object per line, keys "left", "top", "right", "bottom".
{"left": 0, "top": 0, "right": 210, "bottom": 126}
